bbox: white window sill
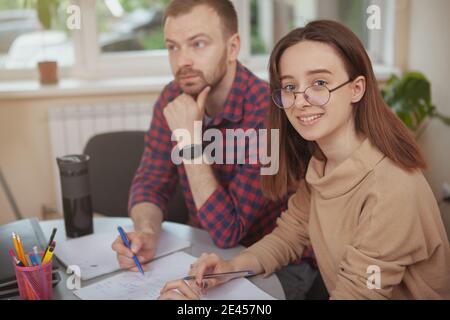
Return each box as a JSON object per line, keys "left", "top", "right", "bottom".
{"left": 0, "top": 65, "right": 398, "bottom": 101}
{"left": 0, "top": 75, "right": 175, "bottom": 100}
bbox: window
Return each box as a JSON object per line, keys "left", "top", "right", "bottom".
{"left": 96, "top": 0, "right": 168, "bottom": 54}
{"left": 247, "top": 0, "right": 395, "bottom": 65}
{"left": 0, "top": 0, "right": 397, "bottom": 81}
{"left": 0, "top": 0, "right": 74, "bottom": 70}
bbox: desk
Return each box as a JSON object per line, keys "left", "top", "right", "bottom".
{"left": 40, "top": 217, "right": 286, "bottom": 300}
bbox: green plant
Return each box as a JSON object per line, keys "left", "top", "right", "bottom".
{"left": 141, "top": 27, "right": 166, "bottom": 50}
{"left": 23, "top": 0, "right": 60, "bottom": 30}
{"left": 382, "top": 71, "right": 450, "bottom": 133}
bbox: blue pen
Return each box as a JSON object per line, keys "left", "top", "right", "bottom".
{"left": 117, "top": 226, "right": 145, "bottom": 275}
{"left": 33, "top": 246, "right": 42, "bottom": 264}
{"left": 29, "top": 253, "right": 38, "bottom": 266}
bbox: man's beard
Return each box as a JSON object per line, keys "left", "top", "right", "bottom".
{"left": 175, "top": 52, "right": 228, "bottom": 97}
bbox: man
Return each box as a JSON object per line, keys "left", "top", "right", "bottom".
{"left": 112, "top": 0, "right": 286, "bottom": 272}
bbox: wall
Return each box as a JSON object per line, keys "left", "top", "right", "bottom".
{"left": 408, "top": 0, "right": 450, "bottom": 236}
{"left": 0, "top": 92, "right": 157, "bottom": 225}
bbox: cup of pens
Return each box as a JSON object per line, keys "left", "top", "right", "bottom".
{"left": 10, "top": 232, "right": 56, "bottom": 300}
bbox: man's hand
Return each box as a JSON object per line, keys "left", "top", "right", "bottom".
{"left": 163, "top": 86, "right": 210, "bottom": 138}
{"left": 111, "top": 229, "right": 159, "bottom": 272}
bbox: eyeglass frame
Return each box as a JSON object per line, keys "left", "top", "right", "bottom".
{"left": 272, "top": 78, "right": 354, "bottom": 109}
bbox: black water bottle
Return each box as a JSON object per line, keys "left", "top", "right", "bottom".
{"left": 57, "top": 154, "right": 94, "bottom": 238}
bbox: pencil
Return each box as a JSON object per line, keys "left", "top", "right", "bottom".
{"left": 183, "top": 270, "right": 254, "bottom": 281}
{"left": 16, "top": 234, "right": 27, "bottom": 266}
{"left": 12, "top": 232, "right": 26, "bottom": 266}
{"left": 42, "top": 228, "right": 57, "bottom": 262}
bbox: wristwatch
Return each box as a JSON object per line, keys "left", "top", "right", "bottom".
{"left": 180, "top": 144, "right": 203, "bottom": 160}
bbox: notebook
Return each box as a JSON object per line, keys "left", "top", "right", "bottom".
{"left": 74, "top": 251, "right": 275, "bottom": 300}
{"left": 0, "top": 218, "right": 60, "bottom": 299}
{"left": 54, "top": 227, "right": 191, "bottom": 280}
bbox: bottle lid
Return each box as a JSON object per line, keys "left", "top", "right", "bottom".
{"left": 56, "top": 154, "right": 90, "bottom": 176}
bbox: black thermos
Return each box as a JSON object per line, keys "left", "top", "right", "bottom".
{"left": 57, "top": 155, "right": 94, "bottom": 238}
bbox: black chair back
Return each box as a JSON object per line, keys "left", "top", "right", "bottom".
{"left": 83, "top": 131, "right": 189, "bottom": 222}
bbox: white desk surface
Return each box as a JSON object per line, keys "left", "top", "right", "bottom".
{"left": 40, "top": 217, "right": 286, "bottom": 300}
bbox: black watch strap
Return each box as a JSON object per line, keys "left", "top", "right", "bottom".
{"left": 180, "top": 144, "right": 203, "bottom": 160}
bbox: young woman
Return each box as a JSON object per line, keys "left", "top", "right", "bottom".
{"left": 159, "top": 20, "right": 450, "bottom": 300}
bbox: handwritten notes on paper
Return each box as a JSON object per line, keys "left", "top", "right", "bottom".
{"left": 74, "top": 252, "right": 275, "bottom": 300}
{"left": 55, "top": 227, "right": 191, "bottom": 280}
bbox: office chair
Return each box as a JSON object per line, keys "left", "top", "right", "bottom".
{"left": 83, "top": 131, "right": 189, "bottom": 223}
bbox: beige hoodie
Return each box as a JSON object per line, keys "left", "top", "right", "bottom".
{"left": 246, "top": 139, "right": 450, "bottom": 299}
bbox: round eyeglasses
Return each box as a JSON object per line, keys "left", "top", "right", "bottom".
{"left": 272, "top": 79, "right": 353, "bottom": 109}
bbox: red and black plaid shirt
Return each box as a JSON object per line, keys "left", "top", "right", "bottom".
{"left": 129, "top": 62, "right": 316, "bottom": 262}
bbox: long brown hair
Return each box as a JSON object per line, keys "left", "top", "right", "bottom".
{"left": 262, "top": 20, "right": 426, "bottom": 200}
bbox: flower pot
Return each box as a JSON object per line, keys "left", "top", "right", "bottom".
{"left": 38, "top": 61, "right": 59, "bottom": 85}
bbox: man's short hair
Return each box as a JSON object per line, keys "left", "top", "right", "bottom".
{"left": 163, "top": 0, "right": 238, "bottom": 37}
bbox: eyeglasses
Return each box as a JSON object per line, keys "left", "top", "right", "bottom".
{"left": 272, "top": 79, "right": 353, "bottom": 109}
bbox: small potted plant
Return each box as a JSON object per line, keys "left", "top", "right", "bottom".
{"left": 382, "top": 71, "right": 450, "bottom": 138}
{"left": 25, "top": 0, "right": 61, "bottom": 85}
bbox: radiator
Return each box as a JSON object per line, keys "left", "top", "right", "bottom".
{"left": 48, "top": 101, "right": 154, "bottom": 213}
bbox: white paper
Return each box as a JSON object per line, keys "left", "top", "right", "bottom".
{"left": 55, "top": 227, "right": 191, "bottom": 280}
{"left": 73, "top": 252, "right": 275, "bottom": 300}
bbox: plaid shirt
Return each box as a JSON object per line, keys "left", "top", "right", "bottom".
{"left": 129, "top": 61, "right": 317, "bottom": 263}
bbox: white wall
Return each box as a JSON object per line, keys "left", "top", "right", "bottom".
{"left": 408, "top": 0, "right": 450, "bottom": 235}
{"left": 0, "top": 93, "right": 156, "bottom": 225}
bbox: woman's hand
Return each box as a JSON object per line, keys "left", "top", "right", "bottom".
{"left": 157, "top": 252, "right": 263, "bottom": 300}
{"left": 158, "top": 279, "right": 202, "bottom": 300}
{"left": 157, "top": 253, "right": 236, "bottom": 300}
{"left": 189, "top": 253, "right": 238, "bottom": 291}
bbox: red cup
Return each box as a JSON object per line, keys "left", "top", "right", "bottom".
{"left": 13, "top": 254, "right": 53, "bottom": 300}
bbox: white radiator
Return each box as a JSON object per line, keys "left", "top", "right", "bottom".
{"left": 48, "top": 101, "right": 154, "bottom": 212}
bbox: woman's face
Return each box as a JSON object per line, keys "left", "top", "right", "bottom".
{"left": 279, "top": 40, "right": 361, "bottom": 143}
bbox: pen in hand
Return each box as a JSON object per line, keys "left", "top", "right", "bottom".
{"left": 117, "top": 226, "right": 145, "bottom": 275}
{"left": 183, "top": 270, "right": 254, "bottom": 281}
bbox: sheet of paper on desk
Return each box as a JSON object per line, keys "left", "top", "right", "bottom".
{"left": 73, "top": 251, "right": 275, "bottom": 300}
{"left": 55, "top": 227, "right": 191, "bottom": 280}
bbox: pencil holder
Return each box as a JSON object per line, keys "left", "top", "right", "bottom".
{"left": 13, "top": 255, "right": 53, "bottom": 300}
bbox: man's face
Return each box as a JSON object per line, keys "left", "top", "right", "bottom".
{"left": 164, "top": 5, "right": 230, "bottom": 96}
